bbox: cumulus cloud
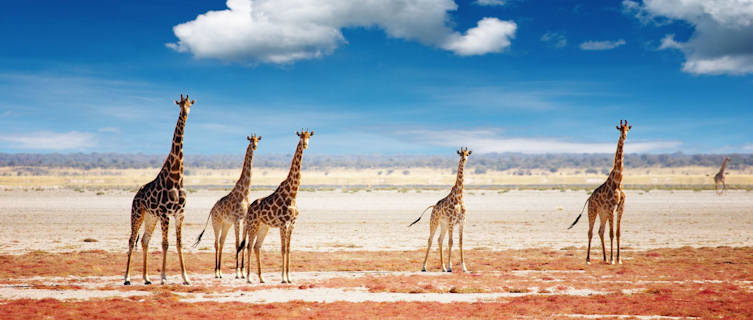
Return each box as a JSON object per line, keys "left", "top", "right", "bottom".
{"left": 623, "top": 0, "right": 753, "bottom": 75}
{"left": 579, "top": 39, "right": 626, "bottom": 50}
{"left": 0, "top": 131, "right": 95, "bottom": 151}
{"left": 474, "top": 0, "right": 506, "bottom": 6}
{"left": 399, "top": 129, "right": 681, "bottom": 154}
{"left": 168, "top": 0, "right": 516, "bottom": 64}
{"left": 540, "top": 32, "right": 567, "bottom": 48}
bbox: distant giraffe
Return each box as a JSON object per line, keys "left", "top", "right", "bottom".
{"left": 714, "top": 157, "right": 730, "bottom": 195}
{"left": 194, "top": 134, "right": 261, "bottom": 279}
{"left": 569, "top": 120, "right": 631, "bottom": 265}
{"left": 409, "top": 147, "right": 471, "bottom": 273}
{"left": 124, "top": 94, "right": 194, "bottom": 285}
{"left": 239, "top": 130, "right": 313, "bottom": 283}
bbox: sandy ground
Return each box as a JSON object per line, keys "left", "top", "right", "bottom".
{"left": 0, "top": 189, "right": 751, "bottom": 254}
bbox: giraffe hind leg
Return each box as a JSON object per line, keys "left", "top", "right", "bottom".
{"left": 586, "top": 202, "right": 597, "bottom": 264}
{"left": 124, "top": 204, "right": 145, "bottom": 285}
{"left": 421, "top": 213, "right": 439, "bottom": 272}
{"left": 438, "top": 222, "right": 448, "bottom": 272}
{"left": 141, "top": 213, "right": 158, "bottom": 285}
{"left": 159, "top": 217, "right": 170, "bottom": 284}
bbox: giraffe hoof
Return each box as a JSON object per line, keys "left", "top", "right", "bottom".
{"left": 144, "top": 280, "right": 152, "bottom": 285}
{"left": 124, "top": 281, "right": 131, "bottom": 286}
{"left": 446, "top": 268, "right": 453, "bottom": 273}
{"left": 183, "top": 281, "right": 191, "bottom": 286}
{"left": 246, "top": 279, "right": 253, "bottom": 284}
{"left": 421, "top": 268, "right": 427, "bottom": 272}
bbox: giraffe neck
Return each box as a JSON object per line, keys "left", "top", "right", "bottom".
{"left": 280, "top": 140, "right": 304, "bottom": 198}
{"left": 159, "top": 109, "right": 187, "bottom": 184}
{"left": 607, "top": 133, "right": 626, "bottom": 188}
{"left": 231, "top": 143, "right": 255, "bottom": 198}
{"left": 720, "top": 159, "right": 728, "bottom": 174}
{"left": 451, "top": 158, "right": 466, "bottom": 199}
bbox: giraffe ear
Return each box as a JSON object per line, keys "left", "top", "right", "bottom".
{"left": 258, "top": 136, "right": 262, "bottom": 140}
{"left": 616, "top": 126, "right": 620, "bottom": 130}
{"left": 468, "top": 150, "right": 472, "bottom": 155}
{"left": 628, "top": 125, "right": 632, "bottom": 130}
{"left": 175, "top": 100, "right": 180, "bottom": 105}
{"left": 247, "top": 136, "right": 251, "bottom": 141}
{"left": 190, "top": 100, "right": 195, "bottom": 105}
{"left": 310, "top": 131, "right": 314, "bottom": 136}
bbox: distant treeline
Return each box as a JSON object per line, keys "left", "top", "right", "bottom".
{"left": 0, "top": 153, "right": 749, "bottom": 171}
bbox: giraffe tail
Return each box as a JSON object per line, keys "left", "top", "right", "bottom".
{"left": 192, "top": 210, "right": 213, "bottom": 248}
{"left": 408, "top": 205, "right": 434, "bottom": 227}
{"left": 567, "top": 199, "right": 589, "bottom": 230}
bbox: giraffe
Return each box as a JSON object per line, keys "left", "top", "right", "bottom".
{"left": 409, "top": 147, "right": 471, "bottom": 273}
{"left": 714, "top": 157, "right": 730, "bottom": 195}
{"left": 239, "top": 129, "right": 314, "bottom": 284}
{"left": 194, "top": 134, "right": 261, "bottom": 279}
{"left": 124, "top": 94, "right": 194, "bottom": 285}
{"left": 568, "top": 120, "right": 631, "bottom": 265}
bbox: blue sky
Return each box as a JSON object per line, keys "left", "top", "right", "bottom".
{"left": 0, "top": 0, "right": 751, "bottom": 155}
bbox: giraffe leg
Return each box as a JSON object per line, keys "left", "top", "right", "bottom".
{"left": 459, "top": 221, "right": 468, "bottom": 272}
{"left": 723, "top": 180, "right": 727, "bottom": 194}
{"left": 608, "top": 215, "right": 615, "bottom": 264}
{"left": 285, "top": 222, "right": 295, "bottom": 283}
{"left": 279, "top": 225, "right": 289, "bottom": 283}
{"left": 446, "top": 223, "right": 454, "bottom": 272}
{"left": 159, "top": 217, "right": 170, "bottom": 284}
{"left": 616, "top": 197, "right": 625, "bottom": 264}
{"left": 715, "top": 181, "right": 719, "bottom": 194}
{"left": 586, "top": 203, "right": 597, "bottom": 264}
{"left": 124, "top": 204, "right": 145, "bottom": 285}
{"left": 234, "top": 221, "right": 244, "bottom": 279}
{"left": 598, "top": 218, "right": 607, "bottom": 264}
{"left": 212, "top": 218, "right": 221, "bottom": 278}
{"left": 421, "top": 213, "right": 439, "bottom": 272}
{"left": 217, "top": 222, "right": 231, "bottom": 279}
{"left": 251, "top": 224, "right": 269, "bottom": 283}
{"left": 175, "top": 214, "right": 190, "bottom": 285}
{"left": 438, "top": 222, "right": 448, "bottom": 272}
{"left": 141, "top": 214, "right": 158, "bottom": 285}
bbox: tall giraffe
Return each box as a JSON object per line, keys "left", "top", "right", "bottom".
{"left": 124, "top": 94, "right": 194, "bottom": 285}
{"left": 239, "top": 129, "right": 313, "bottom": 283}
{"left": 714, "top": 157, "right": 730, "bottom": 195}
{"left": 194, "top": 134, "right": 261, "bottom": 279}
{"left": 409, "top": 147, "right": 471, "bottom": 273}
{"left": 569, "top": 120, "right": 631, "bottom": 264}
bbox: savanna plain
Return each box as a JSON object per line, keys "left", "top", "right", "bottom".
{"left": 1, "top": 168, "right": 753, "bottom": 319}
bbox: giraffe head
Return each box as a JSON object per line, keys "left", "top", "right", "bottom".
{"left": 616, "top": 120, "right": 631, "bottom": 137}
{"left": 296, "top": 129, "right": 314, "bottom": 149}
{"left": 457, "top": 147, "right": 472, "bottom": 161}
{"left": 246, "top": 134, "right": 262, "bottom": 151}
{"left": 174, "top": 94, "right": 195, "bottom": 115}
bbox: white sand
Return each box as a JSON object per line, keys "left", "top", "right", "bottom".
{"left": 0, "top": 189, "right": 751, "bottom": 254}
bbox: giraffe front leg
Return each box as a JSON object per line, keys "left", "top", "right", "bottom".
{"left": 285, "top": 222, "right": 295, "bottom": 283}
{"left": 234, "top": 221, "right": 243, "bottom": 279}
{"left": 446, "top": 224, "right": 454, "bottom": 272}
{"left": 159, "top": 217, "right": 170, "bottom": 284}
{"left": 279, "top": 225, "right": 289, "bottom": 283}
{"left": 459, "top": 222, "right": 468, "bottom": 272}
{"left": 616, "top": 196, "right": 625, "bottom": 264}
{"left": 608, "top": 216, "right": 615, "bottom": 264}
{"left": 175, "top": 214, "right": 191, "bottom": 285}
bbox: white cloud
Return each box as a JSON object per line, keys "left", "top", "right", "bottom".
{"left": 168, "top": 0, "right": 516, "bottom": 64}
{"left": 442, "top": 18, "right": 517, "bottom": 56}
{"left": 474, "top": 0, "right": 506, "bottom": 6}
{"left": 540, "top": 32, "right": 567, "bottom": 48}
{"left": 97, "top": 127, "right": 120, "bottom": 133}
{"left": 0, "top": 131, "right": 96, "bottom": 151}
{"left": 399, "top": 129, "right": 681, "bottom": 153}
{"left": 623, "top": 0, "right": 753, "bottom": 75}
{"left": 579, "top": 39, "right": 626, "bottom": 50}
